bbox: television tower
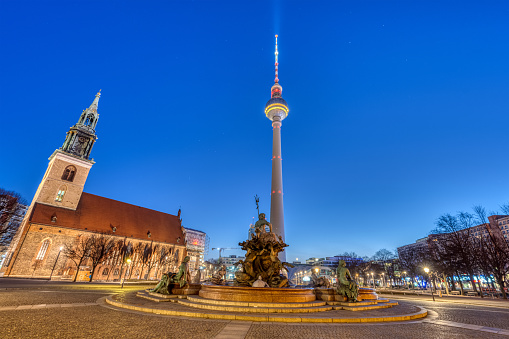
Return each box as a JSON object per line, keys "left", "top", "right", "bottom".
{"left": 264, "top": 35, "right": 289, "bottom": 261}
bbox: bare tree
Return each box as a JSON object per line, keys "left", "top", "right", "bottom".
{"left": 472, "top": 205, "right": 509, "bottom": 299}
{"left": 145, "top": 244, "right": 159, "bottom": 280}
{"left": 128, "top": 242, "right": 144, "bottom": 279}
{"left": 398, "top": 247, "right": 428, "bottom": 289}
{"left": 88, "top": 234, "right": 115, "bottom": 282}
{"left": 372, "top": 249, "right": 395, "bottom": 262}
{"left": 155, "top": 246, "right": 175, "bottom": 278}
{"left": 0, "top": 188, "right": 27, "bottom": 248}
{"left": 63, "top": 236, "right": 93, "bottom": 282}
{"left": 105, "top": 239, "right": 126, "bottom": 281}
{"left": 432, "top": 213, "right": 479, "bottom": 294}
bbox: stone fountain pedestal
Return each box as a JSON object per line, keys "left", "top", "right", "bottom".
{"left": 314, "top": 287, "right": 378, "bottom": 302}
{"left": 170, "top": 283, "right": 201, "bottom": 295}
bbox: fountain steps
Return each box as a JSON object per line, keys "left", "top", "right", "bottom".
{"left": 186, "top": 295, "right": 327, "bottom": 308}
{"left": 176, "top": 297, "right": 333, "bottom": 313}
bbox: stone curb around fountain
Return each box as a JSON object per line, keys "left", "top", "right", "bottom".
{"left": 105, "top": 293, "right": 428, "bottom": 323}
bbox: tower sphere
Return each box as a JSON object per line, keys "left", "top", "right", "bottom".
{"left": 265, "top": 96, "right": 289, "bottom": 122}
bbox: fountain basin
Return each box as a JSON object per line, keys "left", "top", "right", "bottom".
{"left": 199, "top": 284, "right": 316, "bottom": 303}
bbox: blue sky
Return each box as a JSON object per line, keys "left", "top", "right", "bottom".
{"left": 1, "top": 1, "right": 508, "bottom": 261}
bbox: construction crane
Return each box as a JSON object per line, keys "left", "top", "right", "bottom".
{"left": 211, "top": 247, "right": 241, "bottom": 263}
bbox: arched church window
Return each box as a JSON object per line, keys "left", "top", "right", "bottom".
{"left": 36, "top": 239, "right": 51, "bottom": 261}
{"left": 113, "top": 268, "right": 120, "bottom": 276}
{"left": 102, "top": 268, "right": 109, "bottom": 276}
{"left": 55, "top": 185, "right": 67, "bottom": 202}
{"left": 61, "top": 165, "right": 76, "bottom": 182}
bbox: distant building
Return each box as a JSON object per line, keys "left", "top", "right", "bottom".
{"left": 305, "top": 257, "right": 324, "bottom": 265}
{"left": 321, "top": 255, "right": 364, "bottom": 268}
{"left": 221, "top": 254, "right": 245, "bottom": 266}
{"left": 397, "top": 237, "right": 429, "bottom": 259}
{"left": 183, "top": 227, "right": 208, "bottom": 272}
{"left": 221, "top": 255, "right": 245, "bottom": 280}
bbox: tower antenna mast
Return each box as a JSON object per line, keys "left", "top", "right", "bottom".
{"left": 274, "top": 34, "right": 279, "bottom": 83}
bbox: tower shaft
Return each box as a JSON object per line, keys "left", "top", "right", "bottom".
{"left": 270, "top": 119, "right": 285, "bottom": 262}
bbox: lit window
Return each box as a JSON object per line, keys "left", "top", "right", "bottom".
{"left": 36, "top": 240, "right": 50, "bottom": 260}
{"left": 61, "top": 166, "right": 76, "bottom": 182}
{"left": 55, "top": 189, "right": 65, "bottom": 202}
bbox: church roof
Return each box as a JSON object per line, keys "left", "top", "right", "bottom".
{"left": 30, "top": 192, "right": 184, "bottom": 244}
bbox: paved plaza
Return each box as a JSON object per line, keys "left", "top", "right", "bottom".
{"left": 0, "top": 279, "right": 508, "bottom": 338}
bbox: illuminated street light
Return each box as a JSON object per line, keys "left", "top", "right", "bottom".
{"left": 122, "top": 258, "right": 132, "bottom": 288}
{"left": 424, "top": 267, "right": 435, "bottom": 302}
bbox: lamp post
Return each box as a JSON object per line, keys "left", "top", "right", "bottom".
{"left": 49, "top": 246, "right": 64, "bottom": 281}
{"left": 371, "top": 272, "right": 375, "bottom": 289}
{"left": 121, "top": 258, "right": 132, "bottom": 288}
{"left": 424, "top": 267, "right": 435, "bottom": 302}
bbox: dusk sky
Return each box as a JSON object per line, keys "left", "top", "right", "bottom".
{"left": 1, "top": 1, "right": 508, "bottom": 262}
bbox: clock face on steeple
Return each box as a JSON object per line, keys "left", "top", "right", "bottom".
{"left": 60, "top": 92, "right": 99, "bottom": 160}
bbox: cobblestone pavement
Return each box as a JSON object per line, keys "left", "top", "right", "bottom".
{"left": 0, "top": 305, "right": 227, "bottom": 339}
{"left": 0, "top": 280, "right": 509, "bottom": 338}
{"left": 383, "top": 296, "right": 509, "bottom": 330}
{"left": 0, "top": 290, "right": 108, "bottom": 306}
{"left": 245, "top": 322, "right": 504, "bottom": 339}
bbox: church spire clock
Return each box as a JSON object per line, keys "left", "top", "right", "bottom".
{"left": 60, "top": 90, "right": 100, "bottom": 160}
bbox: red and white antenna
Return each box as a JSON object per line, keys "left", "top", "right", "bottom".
{"left": 274, "top": 34, "right": 279, "bottom": 83}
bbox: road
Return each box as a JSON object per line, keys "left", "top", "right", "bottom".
{"left": 0, "top": 279, "right": 508, "bottom": 338}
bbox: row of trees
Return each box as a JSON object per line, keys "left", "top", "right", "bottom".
{"left": 399, "top": 205, "right": 509, "bottom": 299}
{"left": 62, "top": 234, "right": 181, "bottom": 282}
{"left": 342, "top": 249, "right": 399, "bottom": 287}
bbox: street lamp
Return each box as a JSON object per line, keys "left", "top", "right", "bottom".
{"left": 424, "top": 267, "right": 435, "bottom": 302}
{"left": 121, "top": 258, "right": 132, "bottom": 288}
{"left": 48, "top": 246, "right": 64, "bottom": 281}
{"left": 370, "top": 272, "right": 374, "bottom": 289}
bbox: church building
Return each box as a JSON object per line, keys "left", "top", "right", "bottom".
{"left": 2, "top": 91, "right": 188, "bottom": 281}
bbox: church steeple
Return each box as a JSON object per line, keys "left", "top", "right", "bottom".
{"left": 60, "top": 91, "right": 100, "bottom": 160}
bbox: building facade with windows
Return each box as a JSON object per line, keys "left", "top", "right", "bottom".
{"left": 183, "top": 227, "right": 208, "bottom": 273}
{"left": 2, "top": 92, "right": 187, "bottom": 281}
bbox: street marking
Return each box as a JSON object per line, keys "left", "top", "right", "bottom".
{"left": 382, "top": 295, "right": 509, "bottom": 310}
{"left": 423, "top": 318, "right": 509, "bottom": 336}
{"left": 0, "top": 303, "right": 97, "bottom": 311}
{"left": 214, "top": 321, "right": 252, "bottom": 339}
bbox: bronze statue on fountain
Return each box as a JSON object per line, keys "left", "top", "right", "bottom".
{"left": 234, "top": 212, "right": 294, "bottom": 288}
